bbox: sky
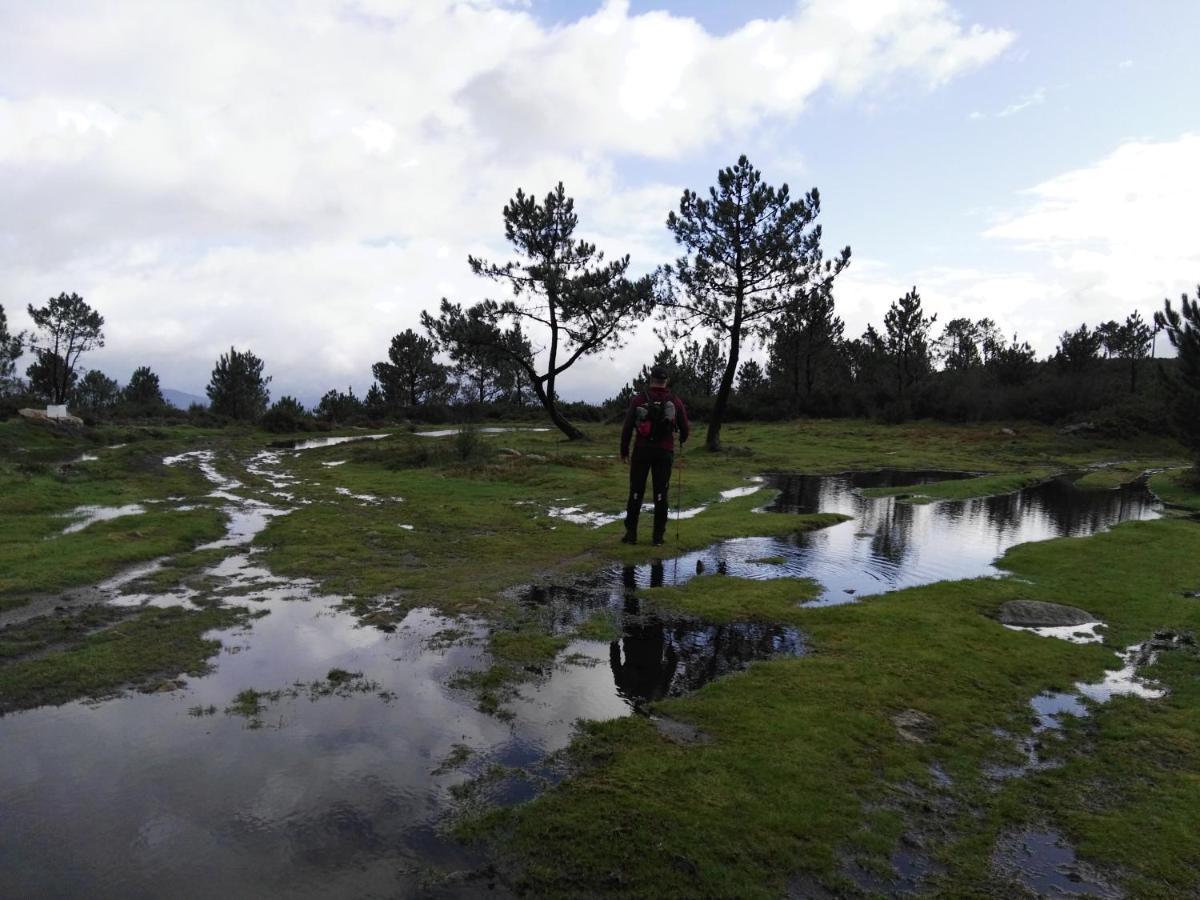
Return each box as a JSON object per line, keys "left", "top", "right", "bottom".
{"left": 1, "top": 0, "right": 1198, "bottom": 405}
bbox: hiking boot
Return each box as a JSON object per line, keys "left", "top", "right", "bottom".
{"left": 621, "top": 530, "right": 637, "bottom": 545}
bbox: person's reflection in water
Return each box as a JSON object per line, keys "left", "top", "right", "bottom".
{"left": 609, "top": 565, "right": 677, "bottom": 707}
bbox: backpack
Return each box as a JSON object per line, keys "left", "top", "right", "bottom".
{"left": 635, "top": 391, "right": 676, "bottom": 442}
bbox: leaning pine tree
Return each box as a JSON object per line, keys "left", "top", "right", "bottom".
{"left": 424, "top": 183, "right": 653, "bottom": 440}
{"left": 1156, "top": 286, "right": 1200, "bottom": 473}
{"left": 659, "top": 155, "right": 850, "bottom": 451}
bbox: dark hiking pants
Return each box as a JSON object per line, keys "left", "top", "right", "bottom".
{"left": 624, "top": 446, "right": 674, "bottom": 540}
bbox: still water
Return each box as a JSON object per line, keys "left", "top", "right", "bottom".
{"left": 0, "top": 465, "right": 1162, "bottom": 897}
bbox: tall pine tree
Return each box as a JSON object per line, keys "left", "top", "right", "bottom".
{"left": 659, "top": 156, "right": 849, "bottom": 450}
{"left": 426, "top": 183, "right": 652, "bottom": 440}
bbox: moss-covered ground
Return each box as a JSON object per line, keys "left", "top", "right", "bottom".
{"left": 1, "top": 415, "right": 1197, "bottom": 895}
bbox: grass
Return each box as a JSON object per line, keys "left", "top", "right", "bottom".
{"left": 470, "top": 478, "right": 1200, "bottom": 898}
{"left": 0, "top": 605, "right": 246, "bottom": 713}
{"left": 860, "top": 470, "right": 1053, "bottom": 503}
{"left": 1150, "top": 466, "right": 1200, "bottom": 512}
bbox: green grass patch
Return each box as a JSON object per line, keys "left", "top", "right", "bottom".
{"left": 641, "top": 575, "right": 820, "bottom": 623}
{"left": 0, "top": 506, "right": 228, "bottom": 607}
{"left": 478, "top": 516, "right": 1200, "bottom": 897}
{"left": 0, "top": 604, "right": 246, "bottom": 713}
{"left": 860, "top": 470, "right": 1052, "bottom": 503}
{"left": 1150, "top": 466, "right": 1200, "bottom": 512}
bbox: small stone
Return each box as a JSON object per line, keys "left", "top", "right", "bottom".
{"left": 997, "top": 599, "right": 1097, "bottom": 628}
{"left": 651, "top": 716, "right": 713, "bottom": 745}
{"left": 892, "top": 709, "right": 936, "bottom": 743}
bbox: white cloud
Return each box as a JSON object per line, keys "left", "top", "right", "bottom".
{"left": 0, "top": 0, "right": 1013, "bottom": 401}
{"left": 986, "top": 133, "right": 1200, "bottom": 311}
{"left": 996, "top": 86, "right": 1045, "bottom": 117}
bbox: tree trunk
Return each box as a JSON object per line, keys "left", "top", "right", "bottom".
{"left": 706, "top": 324, "right": 740, "bottom": 452}
{"left": 530, "top": 378, "right": 586, "bottom": 441}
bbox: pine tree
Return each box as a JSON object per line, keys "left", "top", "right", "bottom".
{"left": 1054, "top": 324, "right": 1103, "bottom": 372}
{"left": 0, "top": 303, "right": 24, "bottom": 390}
{"left": 123, "top": 366, "right": 165, "bottom": 410}
{"left": 206, "top": 347, "right": 271, "bottom": 421}
{"left": 75, "top": 370, "right": 121, "bottom": 415}
{"left": 425, "top": 183, "right": 652, "bottom": 440}
{"left": 1155, "top": 287, "right": 1200, "bottom": 468}
{"left": 372, "top": 329, "right": 447, "bottom": 409}
{"left": 1110, "top": 311, "right": 1153, "bottom": 392}
{"left": 768, "top": 288, "right": 845, "bottom": 411}
{"left": 659, "top": 155, "right": 849, "bottom": 450}
{"left": 25, "top": 292, "right": 105, "bottom": 404}
{"left": 883, "top": 288, "right": 937, "bottom": 408}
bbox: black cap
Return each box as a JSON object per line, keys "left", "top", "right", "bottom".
{"left": 649, "top": 364, "right": 669, "bottom": 380}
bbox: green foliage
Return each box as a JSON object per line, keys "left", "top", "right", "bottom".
{"left": 661, "top": 155, "right": 851, "bottom": 450}
{"left": 372, "top": 328, "right": 448, "bottom": 408}
{"left": 122, "top": 365, "right": 165, "bottom": 412}
{"left": 25, "top": 350, "right": 77, "bottom": 403}
{"left": 1156, "top": 286, "right": 1200, "bottom": 464}
{"left": 883, "top": 287, "right": 937, "bottom": 409}
{"left": 74, "top": 369, "right": 121, "bottom": 415}
{"left": 260, "top": 395, "right": 313, "bottom": 433}
{"left": 25, "top": 292, "right": 105, "bottom": 404}
{"left": 315, "top": 386, "right": 365, "bottom": 423}
{"left": 206, "top": 346, "right": 271, "bottom": 421}
{"left": 767, "top": 288, "right": 846, "bottom": 413}
{"left": 0, "top": 303, "right": 24, "bottom": 387}
{"left": 1055, "top": 322, "right": 1104, "bottom": 372}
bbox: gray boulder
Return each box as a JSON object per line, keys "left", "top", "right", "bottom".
{"left": 997, "top": 599, "right": 1097, "bottom": 628}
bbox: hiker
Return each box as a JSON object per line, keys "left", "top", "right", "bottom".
{"left": 619, "top": 364, "right": 690, "bottom": 545}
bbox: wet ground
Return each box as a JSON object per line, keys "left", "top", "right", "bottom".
{"left": 536, "top": 470, "right": 1162, "bottom": 609}
{"left": 0, "top": 460, "right": 1165, "bottom": 896}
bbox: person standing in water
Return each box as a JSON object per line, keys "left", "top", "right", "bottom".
{"left": 619, "top": 364, "right": 690, "bottom": 546}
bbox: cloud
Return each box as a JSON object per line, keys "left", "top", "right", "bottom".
{"left": 968, "top": 85, "right": 1045, "bottom": 120}
{"left": 986, "top": 133, "right": 1200, "bottom": 309}
{"left": 0, "top": 0, "right": 1013, "bottom": 401}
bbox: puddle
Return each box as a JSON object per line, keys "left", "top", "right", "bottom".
{"left": 269, "top": 433, "right": 389, "bottom": 451}
{"left": 415, "top": 427, "right": 550, "bottom": 438}
{"left": 609, "top": 471, "right": 1162, "bottom": 606}
{"left": 1031, "top": 642, "right": 1165, "bottom": 732}
{"left": 1005, "top": 622, "right": 1107, "bottom": 645}
{"left": 993, "top": 829, "right": 1122, "bottom": 898}
{"left": 546, "top": 476, "right": 764, "bottom": 529}
{"left": 59, "top": 503, "right": 147, "bottom": 534}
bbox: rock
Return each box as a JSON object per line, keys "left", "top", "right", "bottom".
{"left": 999, "top": 427, "right": 1016, "bottom": 436}
{"left": 1132, "top": 629, "right": 1196, "bottom": 666}
{"left": 497, "top": 447, "right": 522, "bottom": 457}
{"left": 892, "top": 709, "right": 936, "bottom": 743}
{"left": 997, "top": 599, "right": 1097, "bottom": 628}
{"left": 19, "top": 407, "right": 84, "bottom": 428}
{"left": 1059, "top": 422, "right": 1097, "bottom": 435}
{"left": 525, "top": 453, "right": 548, "bottom": 463}
{"left": 651, "top": 715, "right": 713, "bottom": 745}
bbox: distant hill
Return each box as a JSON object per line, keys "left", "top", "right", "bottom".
{"left": 163, "top": 389, "right": 208, "bottom": 410}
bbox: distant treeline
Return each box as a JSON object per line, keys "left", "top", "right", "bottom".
{"left": 1, "top": 156, "right": 1197, "bottom": 467}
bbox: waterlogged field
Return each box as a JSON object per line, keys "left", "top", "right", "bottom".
{"left": 1, "top": 416, "right": 1198, "bottom": 897}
